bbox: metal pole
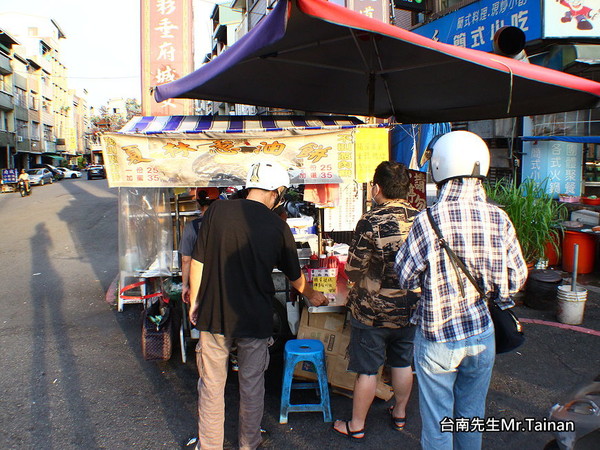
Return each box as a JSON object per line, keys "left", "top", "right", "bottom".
{"left": 572, "top": 243, "right": 579, "bottom": 292}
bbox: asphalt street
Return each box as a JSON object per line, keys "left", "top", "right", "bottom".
{"left": 0, "top": 178, "right": 598, "bottom": 449}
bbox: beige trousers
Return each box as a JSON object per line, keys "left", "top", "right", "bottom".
{"left": 195, "top": 331, "right": 270, "bottom": 450}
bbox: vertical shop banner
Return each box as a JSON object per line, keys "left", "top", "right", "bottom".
{"left": 346, "top": 0, "right": 390, "bottom": 22}
{"left": 407, "top": 170, "right": 427, "bottom": 211}
{"left": 101, "top": 130, "right": 353, "bottom": 187}
{"left": 354, "top": 128, "right": 390, "bottom": 183}
{"left": 522, "top": 140, "right": 583, "bottom": 197}
{"left": 141, "top": 0, "right": 194, "bottom": 115}
{"left": 412, "top": 0, "right": 542, "bottom": 51}
{"left": 544, "top": 0, "right": 600, "bottom": 38}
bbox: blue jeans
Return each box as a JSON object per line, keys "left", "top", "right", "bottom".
{"left": 414, "top": 325, "right": 495, "bottom": 450}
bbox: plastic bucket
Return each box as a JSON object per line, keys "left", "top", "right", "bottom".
{"left": 556, "top": 285, "right": 588, "bottom": 325}
{"left": 562, "top": 231, "right": 596, "bottom": 274}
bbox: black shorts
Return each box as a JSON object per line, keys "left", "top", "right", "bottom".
{"left": 347, "top": 318, "right": 416, "bottom": 375}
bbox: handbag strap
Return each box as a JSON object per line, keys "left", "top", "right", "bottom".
{"left": 426, "top": 208, "right": 486, "bottom": 299}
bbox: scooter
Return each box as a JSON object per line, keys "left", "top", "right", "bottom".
{"left": 17, "top": 179, "right": 31, "bottom": 197}
{"left": 546, "top": 373, "right": 600, "bottom": 449}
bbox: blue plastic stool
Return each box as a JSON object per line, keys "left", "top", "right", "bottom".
{"left": 279, "top": 339, "right": 332, "bottom": 424}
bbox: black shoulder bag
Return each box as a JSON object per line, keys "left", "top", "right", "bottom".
{"left": 426, "top": 208, "right": 524, "bottom": 354}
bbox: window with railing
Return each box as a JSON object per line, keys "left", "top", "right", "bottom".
{"left": 16, "top": 119, "right": 28, "bottom": 139}
{"left": 29, "top": 93, "right": 38, "bottom": 110}
{"left": 43, "top": 124, "right": 53, "bottom": 142}
{"left": 31, "top": 121, "right": 40, "bottom": 140}
{"left": 531, "top": 110, "right": 600, "bottom": 137}
{"left": 0, "top": 110, "right": 6, "bottom": 131}
{"left": 14, "top": 87, "right": 26, "bottom": 107}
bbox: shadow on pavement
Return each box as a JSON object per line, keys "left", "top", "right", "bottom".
{"left": 29, "top": 222, "right": 99, "bottom": 448}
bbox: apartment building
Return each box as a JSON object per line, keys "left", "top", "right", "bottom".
{"left": 0, "top": 28, "right": 19, "bottom": 170}
{"left": 0, "top": 12, "right": 89, "bottom": 171}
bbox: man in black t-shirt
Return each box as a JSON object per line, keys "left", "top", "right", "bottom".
{"left": 189, "top": 161, "right": 328, "bottom": 449}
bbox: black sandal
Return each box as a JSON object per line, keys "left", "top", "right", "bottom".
{"left": 332, "top": 420, "right": 365, "bottom": 440}
{"left": 388, "top": 406, "right": 406, "bottom": 431}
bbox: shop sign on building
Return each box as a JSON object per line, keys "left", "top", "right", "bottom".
{"left": 521, "top": 140, "right": 583, "bottom": 197}
{"left": 141, "top": 0, "right": 194, "bottom": 116}
{"left": 412, "top": 0, "right": 542, "bottom": 52}
{"left": 544, "top": 0, "right": 600, "bottom": 38}
{"left": 346, "top": 0, "right": 390, "bottom": 23}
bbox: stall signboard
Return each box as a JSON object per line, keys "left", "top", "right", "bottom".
{"left": 408, "top": 170, "right": 427, "bottom": 211}
{"left": 2, "top": 168, "right": 17, "bottom": 184}
{"left": 521, "top": 140, "right": 583, "bottom": 197}
{"left": 411, "top": 0, "right": 542, "bottom": 52}
{"left": 101, "top": 128, "right": 386, "bottom": 187}
{"left": 355, "top": 128, "right": 390, "bottom": 183}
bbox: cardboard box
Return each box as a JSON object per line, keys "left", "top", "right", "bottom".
{"left": 293, "top": 309, "right": 393, "bottom": 401}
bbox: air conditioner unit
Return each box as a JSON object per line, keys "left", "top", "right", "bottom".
{"left": 17, "top": 136, "right": 24, "bottom": 142}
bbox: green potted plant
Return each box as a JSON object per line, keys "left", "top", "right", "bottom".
{"left": 485, "top": 178, "right": 568, "bottom": 266}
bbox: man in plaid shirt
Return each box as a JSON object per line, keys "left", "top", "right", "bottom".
{"left": 395, "top": 131, "right": 528, "bottom": 449}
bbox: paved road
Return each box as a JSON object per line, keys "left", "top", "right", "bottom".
{"left": 0, "top": 179, "right": 598, "bottom": 449}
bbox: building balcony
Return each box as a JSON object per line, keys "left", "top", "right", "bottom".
{"left": 0, "top": 130, "right": 15, "bottom": 147}
{"left": 44, "top": 140, "right": 56, "bottom": 152}
{"left": 0, "top": 90, "right": 14, "bottom": 111}
{"left": 0, "top": 53, "right": 12, "bottom": 75}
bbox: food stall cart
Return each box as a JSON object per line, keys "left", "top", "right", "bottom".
{"left": 101, "top": 115, "right": 421, "bottom": 364}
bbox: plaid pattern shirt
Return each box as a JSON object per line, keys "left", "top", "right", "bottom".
{"left": 395, "top": 178, "right": 528, "bottom": 342}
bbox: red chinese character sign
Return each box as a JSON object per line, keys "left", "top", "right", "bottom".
{"left": 141, "top": 0, "right": 194, "bottom": 116}
{"left": 100, "top": 129, "right": 374, "bottom": 187}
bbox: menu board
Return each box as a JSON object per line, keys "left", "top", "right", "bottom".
{"left": 324, "top": 181, "right": 364, "bottom": 232}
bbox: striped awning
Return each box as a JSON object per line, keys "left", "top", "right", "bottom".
{"left": 119, "top": 115, "right": 367, "bottom": 135}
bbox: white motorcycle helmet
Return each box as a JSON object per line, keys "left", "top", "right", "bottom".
{"left": 429, "top": 131, "right": 490, "bottom": 184}
{"left": 245, "top": 161, "right": 290, "bottom": 191}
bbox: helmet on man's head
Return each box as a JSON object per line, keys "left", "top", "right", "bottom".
{"left": 245, "top": 161, "right": 290, "bottom": 191}
{"left": 428, "top": 131, "right": 490, "bottom": 184}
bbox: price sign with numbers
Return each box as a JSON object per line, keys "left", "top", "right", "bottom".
{"left": 312, "top": 268, "right": 337, "bottom": 294}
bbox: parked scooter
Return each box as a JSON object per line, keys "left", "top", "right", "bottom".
{"left": 17, "top": 179, "right": 31, "bottom": 197}
{"left": 546, "top": 373, "right": 600, "bottom": 449}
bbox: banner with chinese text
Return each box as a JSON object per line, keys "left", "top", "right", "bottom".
{"left": 141, "top": 0, "right": 194, "bottom": 115}
{"left": 101, "top": 129, "right": 364, "bottom": 187}
{"left": 521, "top": 140, "right": 583, "bottom": 197}
{"left": 354, "top": 128, "right": 390, "bottom": 183}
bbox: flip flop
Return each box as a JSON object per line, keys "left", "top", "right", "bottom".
{"left": 332, "top": 420, "right": 365, "bottom": 440}
{"left": 388, "top": 406, "right": 406, "bottom": 431}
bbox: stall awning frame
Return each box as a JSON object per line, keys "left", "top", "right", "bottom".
{"left": 152, "top": 0, "right": 600, "bottom": 122}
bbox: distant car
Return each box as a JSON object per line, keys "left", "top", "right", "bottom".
{"left": 34, "top": 164, "right": 64, "bottom": 181}
{"left": 26, "top": 168, "right": 53, "bottom": 185}
{"left": 57, "top": 167, "right": 82, "bottom": 179}
{"left": 87, "top": 165, "right": 106, "bottom": 180}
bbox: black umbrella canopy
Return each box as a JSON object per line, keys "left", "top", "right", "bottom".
{"left": 154, "top": 0, "right": 600, "bottom": 123}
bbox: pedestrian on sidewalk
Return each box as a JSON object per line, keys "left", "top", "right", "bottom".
{"left": 188, "top": 161, "right": 328, "bottom": 450}
{"left": 333, "top": 161, "right": 419, "bottom": 440}
{"left": 395, "top": 131, "right": 528, "bottom": 449}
